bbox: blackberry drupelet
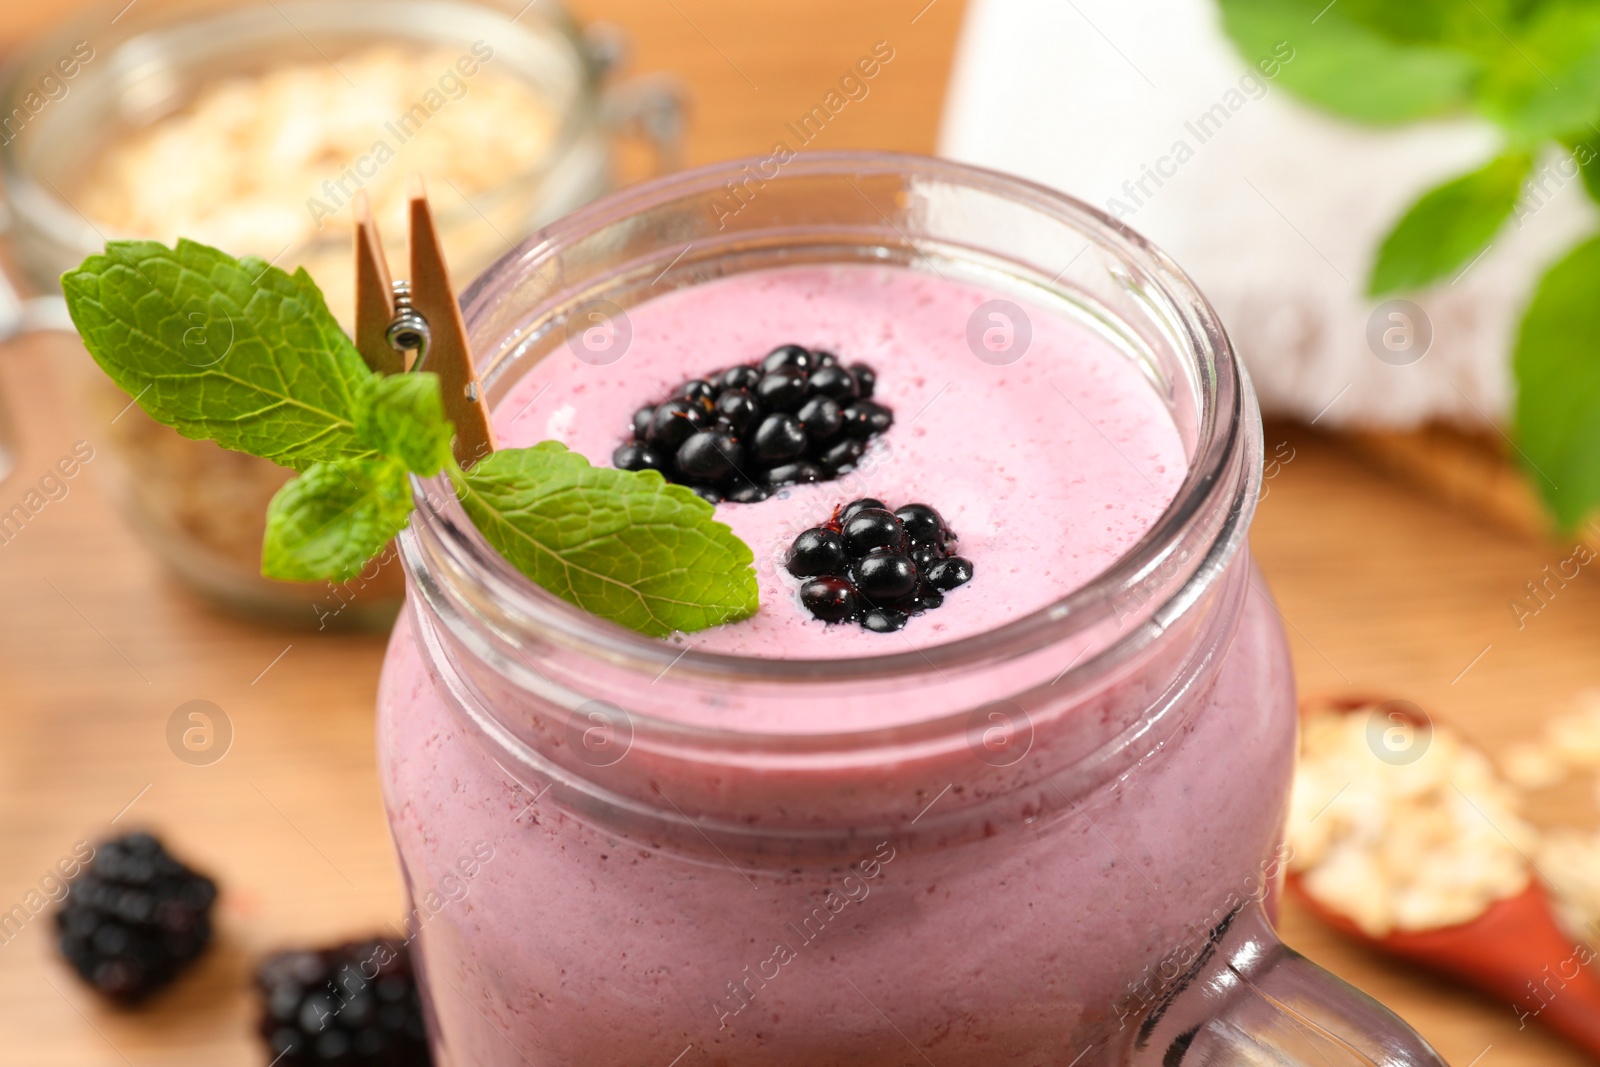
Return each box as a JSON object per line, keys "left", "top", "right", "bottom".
{"left": 786, "top": 528, "right": 847, "bottom": 578}
{"left": 613, "top": 344, "right": 891, "bottom": 499}
{"left": 800, "top": 576, "right": 860, "bottom": 622}
{"left": 54, "top": 831, "right": 217, "bottom": 1003}
{"left": 256, "top": 937, "right": 431, "bottom": 1066}
{"left": 784, "top": 499, "right": 974, "bottom": 631}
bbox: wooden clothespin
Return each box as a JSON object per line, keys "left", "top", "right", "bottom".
{"left": 353, "top": 182, "right": 497, "bottom": 467}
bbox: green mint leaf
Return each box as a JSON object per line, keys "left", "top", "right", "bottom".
{"left": 356, "top": 372, "right": 454, "bottom": 477}
{"left": 1368, "top": 152, "right": 1531, "bottom": 296}
{"left": 1217, "top": 0, "right": 1480, "bottom": 123}
{"left": 1329, "top": 0, "right": 1501, "bottom": 55}
{"left": 61, "top": 239, "right": 373, "bottom": 472}
{"left": 262, "top": 455, "right": 412, "bottom": 582}
{"left": 452, "top": 442, "right": 758, "bottom": 637}
{"left": 1513, "top": 233, "right": 1600, "bottom": 529}
{"left": 1569, "top": 134, "right": 1600, "bottom": 203}
{"left": 1474, "top": 5, "right": 1600, "bottom": 140}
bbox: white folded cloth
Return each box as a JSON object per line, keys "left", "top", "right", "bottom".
{"left": 938, "top": 0, "right": 1596, "bottom": 427}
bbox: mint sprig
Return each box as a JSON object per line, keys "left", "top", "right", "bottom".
{"left": 1216, "top": 0, "right": 1600, "bottom": 530}
{"left": 261, "top": 371, "right": 453, "bottom": 582}
{"left": 62, "top": 239, "right": 373, "bottom": 471}
{"left": 63, "top": 239, "right": 759, "bottom": 635}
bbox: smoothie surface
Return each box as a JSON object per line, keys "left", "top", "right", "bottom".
{"left": 492, "top": 264, "right": 1187, "bottom": 657}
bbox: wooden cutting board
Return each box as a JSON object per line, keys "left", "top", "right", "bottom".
{"left": 1346, "top": 424, "right": 1597, "bottom": 551}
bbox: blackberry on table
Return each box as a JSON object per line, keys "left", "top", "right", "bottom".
{"left": 785, "top": 499, "right": 974, "bottom": 631}
{"left": 54, "top": 831, "right": 217, "bottom": 1003}
{"left": 613, "top": 344, "right": 890, "bottom": 499}
{"left": 256, "top": 937, "right": 431, "bottom": 1066}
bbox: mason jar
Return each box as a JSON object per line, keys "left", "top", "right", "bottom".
{"left": 0, "top": 0, "right": 679, "bottom": 626}
{"left": 376, "top": 152, "right": 1446, "bottom": 1066}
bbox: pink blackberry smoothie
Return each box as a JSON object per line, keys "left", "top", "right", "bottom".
{"left": 492, "top": 264, "right": 1187, "bottom": 664}
{"left": 376, "top": 260, "right": 1298, "bottom": 1065}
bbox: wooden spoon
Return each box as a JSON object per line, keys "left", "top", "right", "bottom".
{"left": 1289, "top": 694, "right": 1600, "bottom": 1058}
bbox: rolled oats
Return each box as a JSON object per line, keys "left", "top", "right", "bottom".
{"left": 1289, "top": 708, "right": 1533, "bottom": 938}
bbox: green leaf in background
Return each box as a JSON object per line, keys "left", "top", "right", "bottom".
{"left": 1214, "top": 0, "right": 1600, "bottom": 530}
{"left": 1216, "top": 0, "right": 1481, "bottom": 124}
{"left": 453, "top": 442, "right": 759, "bottom": 638}
{"left": 1330, "top": 0, "right": 1508, "bottom": 57}
{"left": 355, "top": 372, "right": 454, "bottom": 477}
{"left": 1474, "top": 3, "right": 1600, "bottom": 141}
{"left": 1567, "top": 133, "right": 1600, "bottom": 203}
{"left": 61, "top": 239, "right": 373, "bottom": 472}
{"left": 262, "top": 456, "right": 413, "bottom": 582}
{"left": 1513, "top": 233, "right": 1600, "bottom": 528}
{"left": 1368, "top": 152, "right": 1532, "bottom": 296}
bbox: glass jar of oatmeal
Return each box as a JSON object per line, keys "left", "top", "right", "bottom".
{"left": 376, "top": 153, "right": 1448, "bottom": 1065}
{"left": 0, "top": 0, "right": 679, "bottom": 625}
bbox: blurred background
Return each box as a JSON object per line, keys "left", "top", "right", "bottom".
{"left": 3, "top": 0, "right": 1600, "bottom": 1063}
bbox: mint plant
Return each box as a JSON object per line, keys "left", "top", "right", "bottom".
{"left": 62, "top": 239, "right": 758, "bottom": 637}
{"left": 1218, "top": 0, "right": 1600, "bottom": 527}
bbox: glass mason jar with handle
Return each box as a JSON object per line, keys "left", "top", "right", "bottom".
{"left": 376, "top": 152, "right": 1446, "bottom": 1066}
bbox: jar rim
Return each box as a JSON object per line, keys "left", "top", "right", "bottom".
{"left": 406, "top": 150, "right": 1260, "bottom": 710}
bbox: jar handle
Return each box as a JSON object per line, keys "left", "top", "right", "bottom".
{"left": 585, "top": 23, "right": 686, "bottom": 178}
{"left": 599, "top": 73, "right": 687, "bottom": 177}
{"left": 1132, "top": 902, "right": 1447, "bottom": 1067}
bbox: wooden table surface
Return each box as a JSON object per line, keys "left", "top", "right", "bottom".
{"left": 3, "top": 1, "right": 1598, "bottom": 1064}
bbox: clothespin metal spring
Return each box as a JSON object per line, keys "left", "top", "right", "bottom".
{"left": 385, "top": 279, "right": 432, "bottom": 369}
